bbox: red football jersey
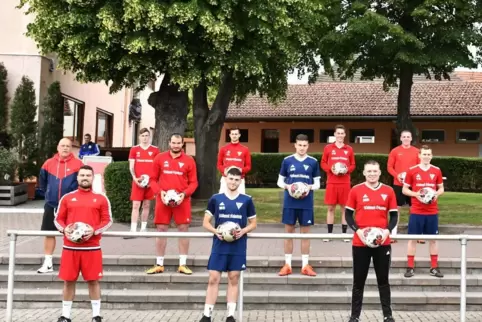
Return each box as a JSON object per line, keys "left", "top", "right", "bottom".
{"left": 54, "top": 189, "right": 113, "bottom": 250}
{"left": 403, "top": 164, "right": 443, "bottom": 215}
{"left": 346, "top": 183, "right": 398, "bottom": 247}
{"left": 152, "top": 151, "right": 198, "bottom": 198}
{"left": 387, "top": 146, "right": 420, "bottom": 186}
{"left": 321, "top": 143, "right": 356, "bottom": 184}
{"left": 217, "top": 143, "right": 252, "bottom": 178}
{"left": 129, "top": 145, "right": 160, "bottom": 178}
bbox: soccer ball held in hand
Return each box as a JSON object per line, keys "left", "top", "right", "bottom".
{"left": 68, "top": 222, "right": 92, "bottom": 243}
{"left": 419, "top": 187, "right": 436, "bottom": 204}
{"left": 289, "top": 182, "right": 310, "bottom": 199}
{"left": 217, "top": 221, "right": 241, "bottom": 242}
{"left": 163, "top": 189, "right": 182, "bottom": 207}
{"left": 139, "top": 174, "right": 150, "bottom": 188}
{"left": 362, "top": 227, "right": 384, "bottom": 248}
{"left": 332, "top": 162, "right": 348, "bottom": 175}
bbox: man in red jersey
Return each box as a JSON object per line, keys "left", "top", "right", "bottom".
{"left": 217, "top": 127, "right": 251, "bottom": 194}
{"left": 128, "top": 128, "right": 160, "bottom": 234}
{"left": 321, "top": 124, "right": 355, "bottom": 242}
{"left": 54, "top": 165, "right": 113, "bottom": 322}
{"left": 387, "top": 130, "right": 420, "bottom": 243}
{"left": 402, "top": 145, "right": 445, "bottom": 278}
{"left": 146, "top": 133, "right": 199, "bottom": 275}
{"left": 345, "top": 160, "right": 398, "bottom": 322}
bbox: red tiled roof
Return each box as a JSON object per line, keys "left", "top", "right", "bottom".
{"left": 227, "top": 81, "right": 482, "bottom": 119}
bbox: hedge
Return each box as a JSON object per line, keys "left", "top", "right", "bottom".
{"left": 104, "top": 153, "right": 482, "bottom": 222}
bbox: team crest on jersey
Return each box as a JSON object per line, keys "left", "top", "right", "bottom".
{"left": 303, "top": 165, "right": 309, "bottom": 171}
{"left": 289, "top": 165, "right": 296, "bottom": 172}
{"left": 219, "top": 202, "right": 225, "bottom": 210}
{"left": 148, "top": 151, "right": 153, "bottom": 156}
{"left": 164, "top": 161, "right": 169, "bottom": 167}
{"left": 344, "top": 151, "right": 348, "bottom": 155}
{"left": 179, "top": 162, "right": 184, "bottom": 168}
{"left": 430, "top": 174, "right": 435, "bottom": 180}
{"left": 381, "top": 194, "right": 387, "bottom": 201}
{"left": 93, "top": 199, "right": 97, "bottom": 203}
{"left": 238, "top": 151, "right": 242, "bottom": 156}
{"left": 236, "top": 202, "right": 243, "bottom": 209}
{"left": 362, "top": 194, "right": 369, "bottom": 202}
{"left": 226, "top": 151, "right": 231, "bottom": 156}
{"left": 332, "top": 150, "right": 336, "bottom": 155}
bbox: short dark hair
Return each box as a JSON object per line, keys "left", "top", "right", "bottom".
{"left": 295, "top": 134, "right": 309, "bottom": 142}
{"left": 227, "top": 167, "right": 242, "bottom": 177}
{"left": 229, "top": 127, "right": 240, "bottom": 134}
{"left": 79, "top": 165, "right": 94, "bottom": 174}
{"left": 170, "top": 133, "right": 184, "bottom": 142}
{"left": 335, "top": 124, "right": 345, "bottom": 132}
{"left": 84, "top": 133, "right": 91, "bottom": 138}
{"left": 364, "top": 160, "right": 379, "bottom": 167}
{"left": 139, "top": 128, "right": 150, "bottom": 135}
{"left": 420, "top": 145, "right": 431, "bottom": 151}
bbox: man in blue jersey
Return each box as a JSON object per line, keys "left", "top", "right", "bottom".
{"left": 199, "top": 167, "right": 257, "bottom": 322}
{"left": 277, "top": 134, "right": 321, "bottom": 277}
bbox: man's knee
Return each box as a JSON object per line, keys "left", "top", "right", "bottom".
{"left": 156, "top": 224, "right": 169, "bottom": 232}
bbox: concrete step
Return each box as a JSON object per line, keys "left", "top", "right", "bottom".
{"left": 0, "top": 270, "right": 475, "bottom": 293}
{"left": 1, "top": 288, "right": 481, "bottom": 311}
{"left": 3, "top": 254, "right": 480, "bottom": 275}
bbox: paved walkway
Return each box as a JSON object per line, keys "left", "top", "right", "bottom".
{"left": 0, "top": 309, "right": 478, "bottom": 322}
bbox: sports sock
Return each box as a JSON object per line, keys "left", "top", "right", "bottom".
{"left": 204, "top": 304, "right": 214, "bottom": 317}
{"left": 227, "top": 302, "right": 236, "bottom": 317}
{"left": 62, "top": 301, "right": 72, "bottom": 318}
{"left": 44, "top": 255, "right": 53, "bottom": 266}
{"left": 141, "top": 222, "right": 147, "bottom": 230}
{"left": 156, "top": 257, "right": 164, "bottom": 266}
{"left": 407, "top": 255, "right": 415, "bottom": 268}
{"left": 179, "top": 255, "right": 187, "bottom": 266}
{"left": 327, "top": 224, "right": 334, "bottom": 234}
{"left": 342, "top": 224, "right": 348, "bottom": 234}
{"left": 301, "top": 254, "right": 309, "bottom": 268}
{"left": 91, "top": 300, "right": 101, "bottom": 317}
{"left": 130, "top": 222, "right": 137, "bottom": 232}
{"left": 285, "top": 254, "right": 292, "bottom": 267}
{"left": 430, "top": 255, "right": 438, "bottom": 268}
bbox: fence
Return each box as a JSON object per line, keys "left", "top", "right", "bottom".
{"left": 4, "top": 231, "right": 476, "bottom": 322}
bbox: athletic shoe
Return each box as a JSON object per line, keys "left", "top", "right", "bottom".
{"left": 323, "top": 238, "right": 331, "bottom": 242}
{"left": 178, "top": 265, "right": 193, "bottom": 275}
{"left": 278, "top": 264, "right": 292, "bottom": 276}
{"left": 37, "top": 261, "right": 53, "bottom": 274}
{"left": 348, "top": 317, "right": 359, "bottom": 322}
{"left": 404, "top": 268, "right": 415, "bottom": 278}
{"left": 92, "top": 316, "right": 102, "bottom": 322}
{"left": 430, "top": 267, "right": 444, "bottom": 278}
{"left": 146, "top": 265, "right": 164, "bottom": 274}
{"left": 384, "top": 316, "right": 395, "bottom": 322}
{"left": 342, "top": 233, "right": 351, "bottom": 243}
{"left": 301, "top": 265, "right": 317, "bottom": 276}
{"left": 199, "top": 316, "right": 211, "bottom": 322}
{"left": 226, "top": 316, "right": 236, "bottom": 322}
{"left": 417, "top": 240, "right": 426, "bottom": 244}
{"left": 57, "top": 317, "right": 71, "bottom": 322}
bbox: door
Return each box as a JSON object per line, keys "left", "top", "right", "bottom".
{"left": 261, "top": 129, "right": 279, "bottom": 153}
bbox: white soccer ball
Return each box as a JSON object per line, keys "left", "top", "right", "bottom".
{"left": 288, "top": 182, "right": 310, "bottom": 199}
{"left": 419, "top": 187, "right": 437, "bottom": 204}
{"left": 362, "top": 227, "right": 384, "bottom": 248}
{"left": 139, "top": 174, "right": 150, "bottom": 188}
{"left": 68, "top": 222, "right": 91, "bottom": 244}
{"left": 332, "top": 162, "right": 348, "bottom": 175}
{"left": 163, "top": 189, "right": 182, "bottom": 207}
{"left": 217, "top": 221, "right": 241, "bottom": 242}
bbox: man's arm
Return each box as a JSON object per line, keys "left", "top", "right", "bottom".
{"left": 53, "top": 195, "right": 69, "bottom": 233}
{"left": 68, "top": 167, "right": 79, "bottom": 192}
{"left": 242, "top": 149, "right": 252, "bottom": 175}
{"left": 320, "top": 147, "right": 331, "bottom": 173}
{"left": 93, "top": 144, "right": 101, "bottom": 156}
{"left": 387, "top": 150, "right": 398, "bottom": 178}
{"left": 94, "top": 196, "right": 113, "bottom": 235}
{"left": 217, "top": 147, "right": 225, "bottom": 175}
{"left": 348, "top": 148, "right": 356, "bottom": 173}
{"left": 184, "top": 158, "right": 199, "bottom": 197}
{"left": 277, "top": 160, "right": 288, "bottom": 189}
{"left": 129, "top": 159, "right": 137, "bottom": 179}
{"left": 39, "top": 160, "right": 49, "bottom": 192}
{"left": 78, "top": 145, "right": 84, "bottom": 159}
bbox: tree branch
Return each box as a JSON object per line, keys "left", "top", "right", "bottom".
{"left": 208, "top": 70, "right": 235, "bottom": 126}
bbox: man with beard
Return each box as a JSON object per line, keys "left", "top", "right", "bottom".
{"left": 146, "top": 133, "right": 199, "bottom": 275}
{"left": 54, "top": 165, "right": 113, "bottom": 322}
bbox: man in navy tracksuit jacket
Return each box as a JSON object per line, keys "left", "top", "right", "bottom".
{"left": 78, "top": 133, "right": 100, "bottom": 159}
{"left": 37, "top": 138, "right": 83, "bottom": 274}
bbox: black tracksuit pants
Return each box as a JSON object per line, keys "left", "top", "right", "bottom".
{"left": 351, "top": 245, "right": 392, "bottom": 318}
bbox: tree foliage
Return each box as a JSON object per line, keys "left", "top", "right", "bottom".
{"left": 9, "top": 76, "right": 38, "bottom": 181}
{"left": 39, "top": 81, "right": 64, "bottom": 164}
{"left": 0, "top": 62, "right": 8, "bottom": 133}
{"left": 323, "top": 0, "right": 482, "bottom": 138}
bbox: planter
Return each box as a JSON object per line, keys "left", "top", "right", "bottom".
{"left": 26, "top": 182, "right": 37, "bottom": 200}
{"left": 0, "top": 183, "right": 28, "bottom": 206}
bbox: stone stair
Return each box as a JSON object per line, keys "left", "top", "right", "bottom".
{"left": 1, "top": 254, "right": 480, "bottom": 311}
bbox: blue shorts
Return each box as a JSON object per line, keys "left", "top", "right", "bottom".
{"left": 407, "top": 214, "right": 439, "bottom": 235}
{"left": 282, "top": 208, "right": 314, "bottom": 226}
{"left": 207, "top": 253, "right": 246, "bottom": 272}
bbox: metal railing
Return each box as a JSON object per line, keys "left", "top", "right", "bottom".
{"left": 4, "top": 231, "right": 476, "bottom": 322}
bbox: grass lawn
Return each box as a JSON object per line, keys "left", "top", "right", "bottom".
{"left": 246, "top": 188, "right": 482, "bottom": 225}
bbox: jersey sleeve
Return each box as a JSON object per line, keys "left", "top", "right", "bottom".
{"left": 247, "top": 197, "right": 257, "bottom": 219}
{"left": 128, "top": 147, "right": 136, "bottom": 160}
{"left": 321, "top": 146, "right": 331, "bottom": 173}
{"left": 205, "top": 197, "right": 216, "bottom": 217}
{"left": 279, "top": 159, "right": 288, "bottom": 177}
{"left": 436, "top": 168, "right": 444, "bottom": 185}
{"left": 388, "top": 188, "right": 398, "bottom": 212}
{"left": 348, "top": 147, "right": 356, "bottom": 173}
{"left": 345, "top": 187, "right": 357, "bottom": 211}
{"left": 217, "top": 146, "right": 225, "bottom": 174}
{"left": 184, "top": 157, "right": 199, "bottom": 197}
{"left": 94, "top": 195, "right": 113, "bottom": 235}
{"left": 242, "top": 147, "right": 252, "bottom": 175}
{"left": 150, "top": 154, "right": 162, "bottom": 185}
{"left": 53, "top": 195, "right": 69, "bottom": 232}
{"left": 387, "top": 149, "right": 397, "bottom": 178}
{"left": 404, "top": 168, "right": 413, "bottom": 186}
{"left": 312, "top": 159, "right": 321, "bottom": 178}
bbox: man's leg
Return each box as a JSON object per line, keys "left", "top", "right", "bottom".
{"left": 81, "top": 249, "right": 104, "bottom": 319}
{"left": 39, "top": 204, "right": 56, "bottom": 273}
{"left": 299, "top": 209, "right": 316, "bottom": 276}
{"left": 140, "top": 200, "right": 151, "bottom": 232}
{"left": 177, "top": 223, "right": 192, "bottom": 274}
{"left": 427, "top": 215, "right": 443, "bottom": 277}
{"left": 280, "top": 208, "right": 295, "bottom": 276}
{"left": 373, "top": 245, "right": 393, "bottom": 319}
{"left": 61, "top": 281, "right": 76, "bottom": 320}
{"left": 325, "top": 205, "right": 335, "bottom": 242}
{"left": 88, "top": 281, "right": 101, "bottom": 319}
{"left": 146, "top": 224, "right": 169, "bottom": 274}
{"left": 130, "top": 201, "right": 141, "bottom": 232}
{"left": 58, "top": 249, "right": 79, "bottom": 321}
{"left": 350, "top": 246, "right": 372, "bottom": 319}
{"left": 405, "top": 214, "right": 421, "bottom": 278}
{"left": 226, "top": 271, "right": 240, "bottom": 319}
{"left": 202, "top": 270, "right": 222, "bottom": 320}
{"left": 340, "top": 184, "right": 350, "bottom": 241}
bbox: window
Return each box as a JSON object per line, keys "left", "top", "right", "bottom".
{"left": 132, "top": 121, "right": 140, "bottom": 145}
{"left": 63, "top": 97, "right": 84, "bottom": 146}
{"left": 320, "top": 130, "right": 335, "bottom": 143}
{"left": 96, "top": 109, "right": 113, "bottom": 148}
{"left": 457, "top": 130, "right": 480, "bottom": 143}
{"left": 225, "top": 129, "right": 249, "bottom": 142}
{"left": 421, "top": 130, "right": 445, "bottom": 143}
{"left": 290, "top": 129, "right": 314, "bottom": 143}
{"left": 350, "top": 129, "right": 375, "bottom": 143}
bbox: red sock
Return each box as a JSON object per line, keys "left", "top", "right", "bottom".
{"left": 431, "top": 255, "right": 438, "bottom": 268}
{"left": 407, "top": 255, "right": 415, "bottom": 268}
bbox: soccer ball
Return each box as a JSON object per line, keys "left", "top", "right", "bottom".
{"left": 289, "top": 182, "right": 310, "bottom": 199}
{"left": 68, "top": 222, "right": 92, "bottom": 243}
{"left": 399, "top": 172, "right": 406, "bottom": 184}
{"left": 139, "top": 174, "right": 150, "bottom": 188}
{"left": 419, "top": 187, "right": 437, "bottom": 204}
{"left": 217, "top": 221, "right": 241, "bottom": 242}
{"left": 163, "top": 189, "right": 182, "bottom": 207}
{"left": 362, "top": 227, "right": 384, "bottom": 248}
{"left": 332, "top": 162, "right": 348, "bottom": 175}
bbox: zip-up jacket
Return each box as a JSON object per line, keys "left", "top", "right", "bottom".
{"left": 39, "top": 153, "right": 83, "bottom": 208}
{"left": 54, "top": 189, "right": 113, "bottom": 250}
{"left": 79, "top": 142, "right": 100, "bottom": 159}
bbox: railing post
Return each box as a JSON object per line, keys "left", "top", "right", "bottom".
{"left": 460, "top": 236, "right": 467, "bottom": 322}
{"left": 6, "top": 233, "right": 17, "bottom": 322}
{"left": 238, "top": 270, "right": 244, "bottom": 322}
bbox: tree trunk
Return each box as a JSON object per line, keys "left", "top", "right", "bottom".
{"left": 193, "top": 71, "right": 235, "bottom": 199}
{"left": 395, "top": 64, "right": 417, "bottom": 142}
{"left": 147, "top": 74, "right": 189, "bottom": 151}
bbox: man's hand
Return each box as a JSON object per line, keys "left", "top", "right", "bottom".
{"left": 381, "top": 229, "right": 390, "bottom": 244}
{"left": 356, "top": 228, "right": 365, "bottom": 243}
{"left": 216, "top": 231, "right": 224, "bottom": 240}
{"left": 83, "top": 225, "right": 94, "bottom": 241}
{"left": 64, "top": 223, "right": 74, "bottom": 236}
{"left": 133, "top": 177, "right": 142, "bottom": 187}
{"left": 177, "top": 192, "right": 185, "bottom": 205}
{"left": 235, "top": 228, "right": 247, "bottom": 240}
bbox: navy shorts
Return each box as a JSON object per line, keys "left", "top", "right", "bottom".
{"left": 282, "top": 208, "right": 314, "bottom": 226}
{"left": 407, "top": 214, "right": 439, "bottom": 235}
{"left": 207, "top": 253, "right": 246, "bottom": 272}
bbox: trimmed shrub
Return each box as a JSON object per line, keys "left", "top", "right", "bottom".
{"left": 104, "top": 161, "right": 132, "bottom": 222}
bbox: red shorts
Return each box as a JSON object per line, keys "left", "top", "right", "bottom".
{"left": 130, "top": 182, "right": 155, "bottom": 201}
{"left": 155, "top": 198, "right": 191, "bottom": 225}
{"left": 59, "top": 248, "right": 103, "bottom": 282}
{"left": 324, "top": 184, "right": 351, "bottom": 206}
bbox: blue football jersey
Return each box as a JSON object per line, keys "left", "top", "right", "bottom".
{"left": 279, "top": 154, "right": 321, "bottom": 209}
{"left": 206, "top": 193, "right": 257, "bottom": 255}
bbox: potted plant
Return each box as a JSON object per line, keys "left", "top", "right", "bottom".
{"left": 0, "top": 148, "right": 28, "bottom": 206}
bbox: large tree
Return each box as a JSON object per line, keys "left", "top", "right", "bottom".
{"left": 0, "top": 62, "right": 8, "bottom": 133}
{"left": 39, "top": 81, "right": 64, "bottom": 164}
{"left": 322, "top": 0, "right": 482, "bottom": 139}
{"left": 20, "top": 0, "right": 331, "bottom": 197}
